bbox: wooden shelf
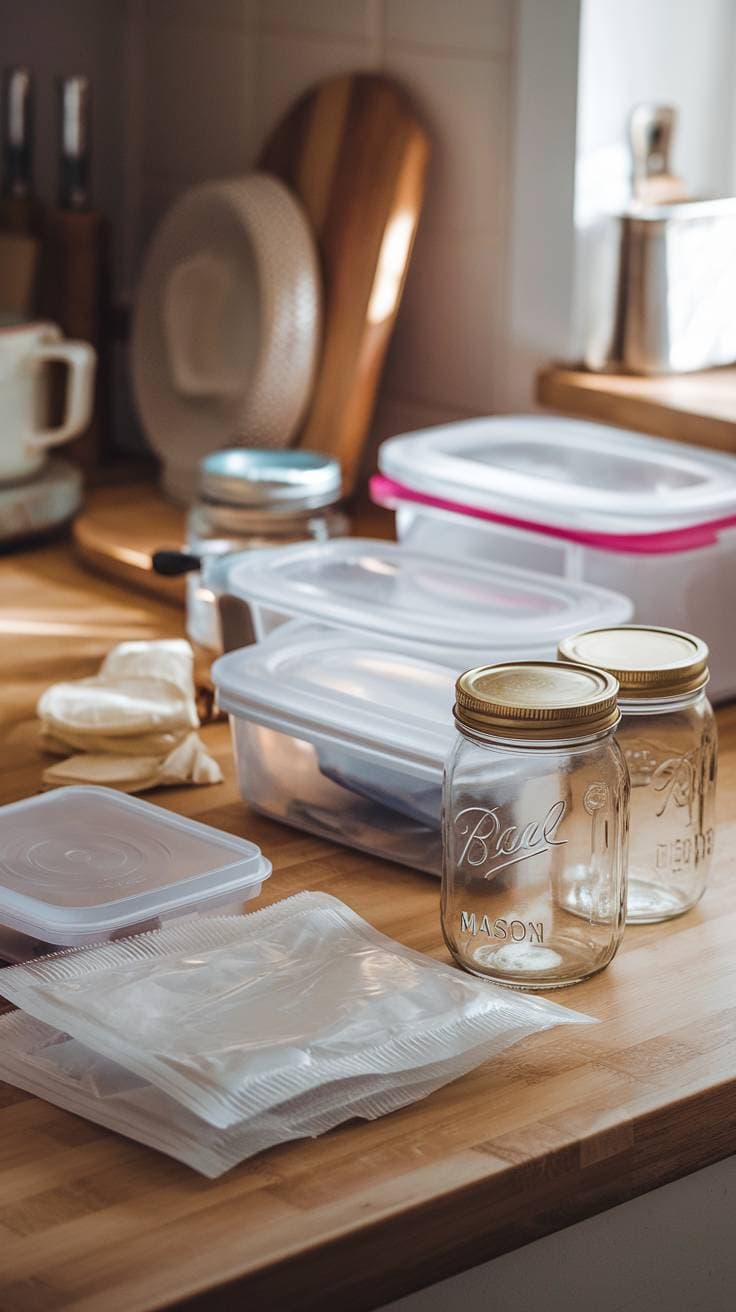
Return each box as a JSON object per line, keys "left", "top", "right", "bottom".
{"left": 537, "top": 364, "right": 736, "bottom": 451}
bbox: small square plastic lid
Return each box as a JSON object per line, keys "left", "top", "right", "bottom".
{"left": 0, "top": 787, "right": 271, "bottom": 944}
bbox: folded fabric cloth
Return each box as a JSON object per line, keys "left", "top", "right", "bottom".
{"left": 39, "top": 677, "right": 196, "bottom": 743}
{"left": 42, "top": 732, "right": 223, "bottom": 793}
{"left": 37, "top": 640, "right": 222, "bottom": 793}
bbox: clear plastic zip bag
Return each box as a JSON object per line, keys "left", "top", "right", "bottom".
{"left": 0, "top": 892, "right": 594, "bottom": 1132}
{"left": 0, "top": 1011, "right": 521, "bottom": 1177}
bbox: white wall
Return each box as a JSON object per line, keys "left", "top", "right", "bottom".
{"left": 6, "top": 2, "right": 736, "bottom": 455}
{"left": 573, "top": 0, "right": 736, "bottom": 364}
{"left": 578, "top": 0, "right": 736, "bottom": 207}
{"left": 505, "top": 0, "right": 581, "bottom": 408}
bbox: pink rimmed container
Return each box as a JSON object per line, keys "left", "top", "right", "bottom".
{"left": 373, "top": 416, "right": 736, "bottom": 702}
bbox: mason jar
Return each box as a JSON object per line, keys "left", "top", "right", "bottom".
{"left": 185, "top": 448, "right": 349, "bottom": 656}
{"left": 559, "top": 626, "right": 717, "bottom": 924}
{"left": 442, "top": 661, "right": 629, "bottom": 989}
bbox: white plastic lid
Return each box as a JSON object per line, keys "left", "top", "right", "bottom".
{"left": 213, "top": 621, "right": 456, "bottom": 768}
{"left": 224, "top": 538, "right": 631, "bottom": 658}
{"left": 0, "top": 787, "right": 271, "bottom": 944}
{"left": 379, "top": 416, "right": 736, "bottom": 535}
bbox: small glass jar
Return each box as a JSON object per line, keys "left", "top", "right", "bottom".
{"left": 186, "top": 448, "right": 349, "bottom": 655}
{"left": 559, "top": 626, "right": 717, "bottom": 924}
{"left": 442, "top": 661, "right": 629, "bottom": 990}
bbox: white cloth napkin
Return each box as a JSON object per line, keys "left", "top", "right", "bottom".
{"left": 38, "top": 639, "right": 223, "bottom": 793}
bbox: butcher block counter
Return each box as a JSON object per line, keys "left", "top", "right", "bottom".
{"left": 2, "top": 513, "right": 736, "bottom": 1312}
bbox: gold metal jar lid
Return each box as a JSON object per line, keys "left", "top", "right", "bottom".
{"left": 454, "top": 661, "right": 620, "bottom": 741}
{"left": 557, "top": 626, "right": 709, "bottom": 699}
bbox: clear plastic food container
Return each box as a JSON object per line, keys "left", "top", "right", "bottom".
{"left": 372, "top": 416, "right": 736, "bottom": 700}
{"left": 222, "top": 537, "right": 632, "bottom": 668}
{"left": 0, "top": 786, "right": 271, "bottom": 962}
{"left": 212, "top": 622, "right": 457, "bottom": 875}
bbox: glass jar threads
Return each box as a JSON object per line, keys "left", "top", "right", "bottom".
{"left": 558, "top": 626, "right": 717, "bottom": 924}
{"left": 442, "top": 661, "right": 629, "bottom": 989}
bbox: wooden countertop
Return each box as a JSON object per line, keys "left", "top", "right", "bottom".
{"left": 2, "top": 512, "right": 736, "bottom": 1312}
{"left": 537, "top": 364, "right": 736, "bottom": 451}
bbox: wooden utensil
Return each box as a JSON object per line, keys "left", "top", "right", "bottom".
{"left": 261, "top": 72, "right": 429, "bottom": 494}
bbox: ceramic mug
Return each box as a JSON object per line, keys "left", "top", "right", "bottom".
{"left": 0, "top": 320, "right": 96, "bottom": 483}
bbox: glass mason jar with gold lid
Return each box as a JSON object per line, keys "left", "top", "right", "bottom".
{"left": 441, "top": 661, "right": 629, "bottom": 989}
{"left": 558, "top": 626, "right": 717, "bottom": 924}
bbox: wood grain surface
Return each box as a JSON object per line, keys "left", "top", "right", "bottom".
{"left": 1, "top": 510, "right": 736, "bottom": 1312}
{"left": 72, "top": 483, "right": 189, "bottom": 604}
{"left": 537, "top": 363, "right": 736, "bottom": 452}
{"left": 261, "top": 73, "right": 429, "bottom": 494}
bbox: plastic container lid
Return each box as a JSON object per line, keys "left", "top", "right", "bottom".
{"left": 0, "top": 786, "right": 271, "bottom": 945}
{"left": 378, "top": 416, "right": 736, "bottom": 538}
{"left": 213, "top": 621, "right": 456, "bottom": 769}
{"left": 223, "top": 538, "right": 632, "bottom": 661}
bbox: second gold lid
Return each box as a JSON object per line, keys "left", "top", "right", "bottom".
{"left": 455, "top": 661, "right": 620, "bottom": 741}
{"left": 557, "top": 625, "right": 709, "bottom": 699}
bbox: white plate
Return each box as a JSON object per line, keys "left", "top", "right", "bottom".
{"left": 132, "top": 174, "right": 322, "bottom": 503}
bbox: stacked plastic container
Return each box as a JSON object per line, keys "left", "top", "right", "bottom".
{"left": 212, "top": 538, "right": 633, "bottom": 873}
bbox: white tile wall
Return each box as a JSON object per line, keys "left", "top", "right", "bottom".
{"left": 255, "top": 30, "right": 376, "bottom": 147}
{"left": 264, "top": 0, "right": 380, "bottom": 43}
{"left": 24, "top": 2, "right": 734, "bottom": 455}
{"left": 383, "top": 46, "right": 509, "bottom": 235}
{"left": 145, "top": 0, "right": 256, "bottom": 25}
{"left": 127, "top": 0, "right": 516, "bottom": 456}
{"left": 142, "top": 18, "right": 257, "bottom": 181}
{"left": 381, "top": 224, "right": 503, "bottom": 414}
{"left": 385, "top": 0, "right": 513, "bottom": 58}
{"left": 0, "top": 0, "right": 516, "bottom": 446}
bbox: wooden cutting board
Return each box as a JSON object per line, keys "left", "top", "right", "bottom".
{"left": 261, "top": 72, "right": 429, "bottom": 493}
{"left": 73, "top": 483, "right": 188, "bottom": 604}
